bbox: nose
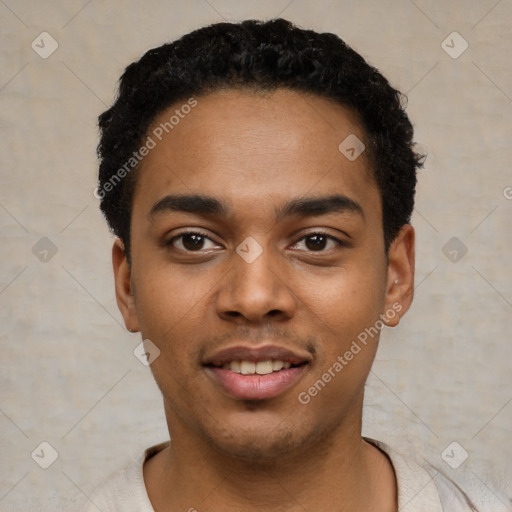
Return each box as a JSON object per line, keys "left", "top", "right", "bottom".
{"left": 215, "top": 244, "right": 297, "bottom": 324}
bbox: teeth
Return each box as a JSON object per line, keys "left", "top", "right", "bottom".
{"left": 240, "top": 361, "right": 256, "bottom": 375}
{"left": 255, "top": 360, "right": 273, "bottom": 375}
{"left": 272, "top": 360, "right": 284, "bottom": 371}
{"left": 221, "top": 359, "right": 294, "bottom": 375}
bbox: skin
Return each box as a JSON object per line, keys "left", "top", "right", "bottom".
{"left": 113, "top": 88, "right": 415, "bottom": 511}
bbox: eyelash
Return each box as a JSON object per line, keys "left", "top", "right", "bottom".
{"left": 165, "top": 230, "right": 346, "bottom": 253}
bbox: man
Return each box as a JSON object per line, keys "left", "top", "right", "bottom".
{"left": 87, "top": 18, "right": 477, "bottom": 511}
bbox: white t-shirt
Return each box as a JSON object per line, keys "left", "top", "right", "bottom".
{"left": 83, "top": 438, "right": 478, "bottom": 512}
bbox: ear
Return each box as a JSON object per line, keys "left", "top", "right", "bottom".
{"left": 382, "top": 224, "right": 415, "bottom": 327}
{"left": 112, "top": 238, "right": 139, "bottom": 333}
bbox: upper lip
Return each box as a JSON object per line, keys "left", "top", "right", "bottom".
{"left": 204, "top": 344, "right": 312, "bottom": 366}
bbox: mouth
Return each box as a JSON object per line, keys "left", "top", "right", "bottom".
{"left": 213, "top": 359, "right": 297, "bottom": 374}
{"left": 203, "top": 345, "right": 311, "bottom": 401}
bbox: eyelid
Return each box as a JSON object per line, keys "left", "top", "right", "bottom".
{"left": 164, "top": 229, "right": 221, "bottom": 250}
{"left": 290, "top": 230, "right": 348, "bottom": 251}
{"left": 293, "top": 226, "right": 351, "bottom": 241}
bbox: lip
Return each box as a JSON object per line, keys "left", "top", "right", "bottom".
{"left": 205, "top": 365, "right": 307, "bottom": 400}
{"left": 203, "top": 343, "right": 311, "bottom": 400}
{"left": 204, "top": 344, "right": 312, "bottom": 366}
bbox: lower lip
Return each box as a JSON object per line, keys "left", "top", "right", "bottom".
{"left": 206, "top": 366, "right": 307, "bottom": 400}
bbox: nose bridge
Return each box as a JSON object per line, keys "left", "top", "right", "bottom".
{"left": 217, "top": 237, "right": 295, "bottom": 321}
{"left": 236, "top": 240, "right": 276, "bottom": 288}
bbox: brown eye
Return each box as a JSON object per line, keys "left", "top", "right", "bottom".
{"left": 166, "top": 231, "right": 218, "bottom": 252}
{"left": 291, "top": 232, "right": 343, "bottom": 252}
{"left": 304, "top": 234, "right": 328, "bottom": 251}
{"left": 181, "top": 233, "right": 205, "bottom": 251}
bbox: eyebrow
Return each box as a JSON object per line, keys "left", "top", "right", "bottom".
{"left": 149, "top": 193, "right": 364, "bottom": 221}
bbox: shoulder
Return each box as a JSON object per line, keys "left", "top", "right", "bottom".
{"left": 82, "top": 442, "right": 169, "bottom": 512}
{"left": 365, "top": 437, "right": 478, "bottom": 512}
{"left": 426, "top": 465, "right": 480, "bottom": 512}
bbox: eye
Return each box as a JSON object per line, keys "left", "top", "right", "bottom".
{"left": 166, "top": 231, "right": 220, "bottom": 252}
{"left": 291, "top": 232, "right": 344, "bottom": 252}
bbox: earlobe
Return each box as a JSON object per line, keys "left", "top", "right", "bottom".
{"left": 383, "top": 224, "right": 415, "bottom": 327}
{"left": 112, "top": 238, "right": 140, "bottom": 333}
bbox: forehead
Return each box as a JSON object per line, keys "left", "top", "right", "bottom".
{"left": 133, "top": 88, "right": 380, "bottom": 223}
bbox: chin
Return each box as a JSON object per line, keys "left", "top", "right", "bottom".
{"left": 215, "top": 435, "right": 303, "bottom": 465}
{"left": 205, "top": 412, "right": 323, "bottom": 465}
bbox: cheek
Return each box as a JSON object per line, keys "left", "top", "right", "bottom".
{"left": 296, "top": 259, "right": 386, "bottom": 337}
{"left": 296, "top": 273, "right": 383, "bottom": 410}
{"left": 132, "top": 270, "right": 210, "bottom": 397}
{"left": 131, "top": 262, "right": 214, "bottom": 351}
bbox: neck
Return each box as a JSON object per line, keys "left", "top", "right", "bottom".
{"left": 144, "top": 401, "right": 397, "bottom": 512}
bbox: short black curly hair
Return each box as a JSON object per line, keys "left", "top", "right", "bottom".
{"left": 97, "top": 18, "right": 423, "bottom": 261}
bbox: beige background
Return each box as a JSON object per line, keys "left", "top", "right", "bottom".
{"left": 1, "top": 0, "right": 511, "bottom": 510}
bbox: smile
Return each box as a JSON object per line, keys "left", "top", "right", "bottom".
{"left": 203, "top": 345, "right": 311, "bottom": 401}
{"left": 215, "top": 359, "right": 293, "bottom": 375}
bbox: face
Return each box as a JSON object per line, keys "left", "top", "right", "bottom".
{"left": 113, "top": 88, "right": 415, "bottom": 461}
